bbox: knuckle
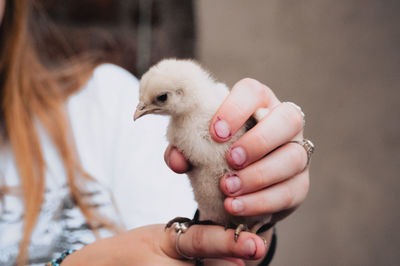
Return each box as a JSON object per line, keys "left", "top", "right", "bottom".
{"left": 191, "top": 227, "right": 206, "bottom": 254}
{"left": 300, "top": 174, "right": 310, "bottom": 196}
{"left": 236, "top": 78, "right": 268, "bottom": 98}
{"left": 167, "top": 227, "right": 176, "bottom": 245}
{"left": 281, "top": 185, "right": 295, "bottom": 210}
{"left": 229, "top": 99, "right": 248, "bottom": 121}
{"left": 288, "top": 144, "right": 307, "bottom": 171}
{"left": 281, "top": 103, "right": 304, "bottom": 132}
{"left": 303, "top": 176, "right": 310, "bottom": 195}
{"left": 253, "top": 129, "right": 271, "bottom": 151}
{"left": 226, "top": 238, "right": 237, "bottom": 256}
{"left": 238, "top": 78, "right": 260, "bottom": 88}
{"left": 292, "top": 174, "right": 310, "bottom": 207}
{"left": 253, "top": 164, "right": 267, "bottom": 189}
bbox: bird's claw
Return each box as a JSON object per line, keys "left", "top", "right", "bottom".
{"left": 165, "top": 217, "right": 194, "bottom": 230}
{"left": 234, "top": 223, "right": 249, "bottom": 242}
{"left": 165, "top": 216, "right": 221, "bottom": 231}
{"left": 166, "top": 218, "right": 249, "bottom": 243}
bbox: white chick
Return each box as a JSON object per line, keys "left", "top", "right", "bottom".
{"left": 134, "top": 59, "right": 271, "bottom": 240}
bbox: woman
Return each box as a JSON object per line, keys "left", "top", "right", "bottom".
{"left": 0, "top": 0, "right": 312, "bottom": 265}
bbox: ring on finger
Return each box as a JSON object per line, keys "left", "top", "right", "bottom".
{"left": 288, "top": 139, "right": 315, "bottom": 170}
{"left": 174, "top": 222, "right": 195, "bottom": 260}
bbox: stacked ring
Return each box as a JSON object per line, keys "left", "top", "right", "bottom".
{"left": 174, "top": 222, "right": 195, "bottom": 260}
{"left": 288, "top": 139, "right": 315, "bottom": 170}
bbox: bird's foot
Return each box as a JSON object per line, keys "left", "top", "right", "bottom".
{"left": 165, "top": 217, "right": 195, "bottom": 230}
{"left": 166, "top": 217, "right": 248, "bottom": 243}
{"left": 165, "top": 216, "right": 222, "bottom": 232}
{"left": 234, "top": 224, "right": 249, "bottom": 242}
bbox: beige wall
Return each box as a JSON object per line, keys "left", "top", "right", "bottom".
{"left": 196, "top": 1, "right": 400, "bottom": 265}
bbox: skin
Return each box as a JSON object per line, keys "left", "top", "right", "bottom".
{"left": 63, "top": 224, "right": 269, "bottom": 266}
{"left": 1, "top": 0, "right": 308, "bottom": 257}
{"left": 166, "top": 78, "right": 309, "bottom": 224}
{"left": 63, "top": 78, "right": 309, "bottom": 265}
{"left": 0, "top": 4, "right": 299, "bottom": 225}
{"left": 162, "top": 78, "right": 310, "bottom": 264}
{"left": 1, "top": 2, "right": 290, "bottom": 265}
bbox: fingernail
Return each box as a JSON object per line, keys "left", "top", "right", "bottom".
{"left": 214, "top": 118, "right": 231, "bottom": 139}
{"left": 225, "top": 174, "right": 241, "bottom": 194}
{"left": 244, "top": 239, "right": 256, "bottom": 257}
{"left": 232, "top": 198, "right": 244, "bottom": 213}
{"left": 230, "top": 147, "right": 246, "bottom": 166}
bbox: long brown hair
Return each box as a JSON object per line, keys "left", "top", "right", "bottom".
{"left": 0, "top": 0, "right": 120, "bottom": 264}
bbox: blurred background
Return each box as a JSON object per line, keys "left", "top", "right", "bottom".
{"left": 43, "top": 0, "right": 400, "bottom": 265}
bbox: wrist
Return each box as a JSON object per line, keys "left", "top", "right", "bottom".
{"left": 61, "top": 238, "right": 119, "bottom": 266}
{"left": 46, "top": 250, "right": 75, "bottom": 266}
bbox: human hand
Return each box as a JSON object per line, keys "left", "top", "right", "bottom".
{"left": 62, "top": 224, "right": 267, "bottom": 266}
{"left": 165, "top": 78, "right": 310, "bottom": 224}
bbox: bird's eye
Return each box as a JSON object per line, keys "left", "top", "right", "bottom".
{"left": 156, "top": 93, "right": 168, "bottom": 103}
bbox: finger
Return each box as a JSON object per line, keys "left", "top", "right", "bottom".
{"left": 226, "top": 102, "right": 304, "bottom": 169}
{"left": 202, "top": 257, "right": 245, "bottom": 266}
{"left": 164, "top": 225, "right": 266, "bottom": 260}
{"left": 220, "top": 140, "right": 307, "bottom": 196}
{"left": 224, "top": 170, "right": 310, "bottom": 216}
{"left": 209, "top": 78, "right": 280, "bottom": 143}
{"left": 164, "top": 145, "right": 190, "bottom": 174}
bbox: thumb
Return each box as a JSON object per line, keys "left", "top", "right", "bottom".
{"left": 164, "top": 145, "right": 191, "bottom": 174}
{"left": 163, "top": 224, "right": 267, "bottom": 261}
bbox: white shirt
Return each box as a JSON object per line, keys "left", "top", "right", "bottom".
{"left": 0, "top": 64, "right": 197, "bottom": 265}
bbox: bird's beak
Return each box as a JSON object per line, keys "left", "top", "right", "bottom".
{"left": 134, "top": 102, "right": 153, "bottom": 121}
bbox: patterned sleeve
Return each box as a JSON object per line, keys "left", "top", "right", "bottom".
{"left": 67, "top": 64, "right": 197, "bottom": 230}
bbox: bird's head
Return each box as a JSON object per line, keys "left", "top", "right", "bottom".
{"left": 134, "top": 59, "right": 212, "bottom": 120}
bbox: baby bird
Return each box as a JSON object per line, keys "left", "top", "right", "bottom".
{"left": 134, "top": 59, "right": 271, "bottom": 240}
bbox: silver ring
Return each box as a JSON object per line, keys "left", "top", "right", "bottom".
{"left": 288, "top": 139, "right": 315, "bottom": 170}
{"left": 174, "top": 222, "right": 195, "bottom": 260}
{"left": 284, "top": 102, "right": 305, "bottom": 127}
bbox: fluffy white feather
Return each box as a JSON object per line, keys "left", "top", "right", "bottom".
{"left": 135, "top": 59, "right": 270, "bottom": 233}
